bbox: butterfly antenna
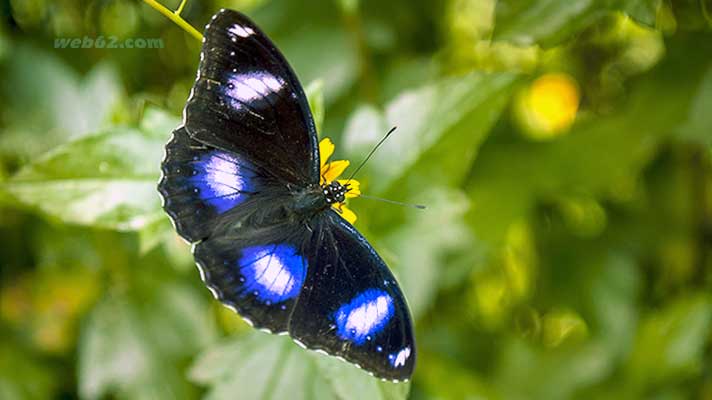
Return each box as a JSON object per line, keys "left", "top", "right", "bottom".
{"left": 344, "top": 126, "right": 397, "bottom": 185}
{"left": 344, "top": 127, "right": 426, "bottom": 210}
{"left": 358, "top": 194, "right": 426, "bottom": 210}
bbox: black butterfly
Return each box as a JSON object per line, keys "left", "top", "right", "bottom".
{"left": 158, "top": 9, "right": 415, "bottom": 381}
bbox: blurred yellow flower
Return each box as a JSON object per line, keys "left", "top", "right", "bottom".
{"left": 516, "top": 72, "right": 580, "bottom": 140}
{"left": 319, "top": 138, "right": 360, "bottom": 224}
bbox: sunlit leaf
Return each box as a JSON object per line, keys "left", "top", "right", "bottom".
{"left": 382, "top": 188, "right": 473, "bottom": 318}
{"left": 190, "top": 332, "right": 410, "bottom": 400}
{"left": 139, "top": 106, "right": 182, "bottom": 139}
{"left": 0, "top": 46, "right": 123, "bottom": 160}
{"left": 1, "top": 126, "right": 164, "bottom": 231}
{"left": 79, "top": 283, "right": 214, "bottom": 400}
{"left": 622, "top": 293, "right": 712, "bottom": 394}
{"left": 343, "top": 72, "right": 519, "bottom": 195}
{"left": 305, "top": 79, "right": 325, "bottom": 134}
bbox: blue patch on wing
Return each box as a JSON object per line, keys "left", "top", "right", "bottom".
{"left": 188, "top": 151, "right": 254, "bottom": 213}
{"left": 238, "top": 244, "right": 306, "bottom": 304}
{"left": 333, "top": 289, "right": 395, "bottom": 345}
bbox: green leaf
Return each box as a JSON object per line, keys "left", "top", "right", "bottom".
{"left": 190, "top": 332, "right": 410, "bottom": 400}
{"left": 279, "top": 27, "right": 357, "bottom": 102}
{"left": 494, "top": 0, "right": 595, "bottom": 45}
{"left": 79, "top": 283, "right": 214, "bottom": 400}
{"left": 305, "top": 79, "right": 326, "bottom": 134}
{"left": 383, "top": 188, "right": 473, "bottom": 318}
{"left": 343, "top": 72, "right": 519, "bottom": 195}
{"left": 0, "top": 340, "right": 56, "bottom": 400}
{"left": 621, "top": 0, "right": 661, "bottom": 26}
{"left": 466, "top": 33, "right": 712, "bottom": 245}
{"left": 626, "top": 294, "right": 712, "bottom": 386}
{"left": 139, "top": 106, "right": 182, "bottom": 139}
{"left": 79, "top": 297, "right": 156, "bottom": 400}
{"left": 494, "top": 339, "right": 613, "bottom": 400}
{"left": 0, "top": 46, "right": 123, "bottom": 160}
{"left": 493, "top": 0, "right": 661, "bottom": 46}
{"left": 675, "top": 65, "right": 712, "bottom": 148}
{"left": 141, "top": 284, "right": 218, "bottom": 357}
{"left": 1, "top": 125, "right": 165, "bottom": 231}
{"left": 137, "top": 218, "right": 174, "bottom": 255}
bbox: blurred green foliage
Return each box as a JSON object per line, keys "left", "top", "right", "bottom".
{"left": 1, "top": 0, "right": 712, "bottom": 399}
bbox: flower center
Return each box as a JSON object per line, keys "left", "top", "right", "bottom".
{"left": 322, "top": 181, "right": 349, "bottom": 204}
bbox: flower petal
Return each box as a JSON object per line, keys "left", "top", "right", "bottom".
{"left": 323, "top": 160, "right": 349, "bottom": 183}
{"left": 319, "top": 138, "right": 334, "bottom": 169}
{"left": 334, "top": 204, "right": 357, "bottom": 224}
{"left": 338, "top": 179, "right": 361, "bottom": 198}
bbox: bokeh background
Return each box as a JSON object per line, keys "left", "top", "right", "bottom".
{"left": 2, "top": 0, "right": 712, "bottom": 399}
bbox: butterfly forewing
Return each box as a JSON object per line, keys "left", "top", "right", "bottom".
{"left": 185, "top": 9, "right": 320, "bottom": 186}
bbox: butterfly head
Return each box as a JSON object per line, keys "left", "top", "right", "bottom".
{"left": 322, "top": 181, "right": 350, "bottom": 204}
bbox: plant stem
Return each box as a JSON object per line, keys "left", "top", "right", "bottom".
{"left": 142, "top": 0, "right": 203, "bottom": 42}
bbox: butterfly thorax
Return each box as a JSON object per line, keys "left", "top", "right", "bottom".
{"left": 288, "top": 181, "right": 349, "bottom": 218}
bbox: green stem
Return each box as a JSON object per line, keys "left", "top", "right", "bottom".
{"left": 175, "top": 0, "right": 189, "bottom": 15}
{"left": 142, "top": 0, "right": 203, "bottom": 42}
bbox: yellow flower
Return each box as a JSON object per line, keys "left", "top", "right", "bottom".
{"left": 319, "top": 138, "right": 360, "bottom": 224}
{"left": 515, "top": 72, "right": 580, "bottom": 140}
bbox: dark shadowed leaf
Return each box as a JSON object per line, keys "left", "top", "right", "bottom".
{"left": 493, "top": 0, "right": 661, "bottom": 46}
{"left": 675, "top": 66, "right": 712, "bottom": 148}
{"left": 0, "top": 341, "right": 56, "bottom": 400}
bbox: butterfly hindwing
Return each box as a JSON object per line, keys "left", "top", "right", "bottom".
{"left": 185, "top": 9, "right": 320, "bottom": 186}
{"left": 159, "top": 127, "right": 262, "bottom": 242}
{"left": 194, "top": 221, "right": 311, "bottom": 333}
{"left": 289, "top": 210, "right": 416, "bottom": 381}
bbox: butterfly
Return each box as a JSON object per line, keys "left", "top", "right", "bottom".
{"left": 158, "top": 9, "right": 415, "bottom": 381}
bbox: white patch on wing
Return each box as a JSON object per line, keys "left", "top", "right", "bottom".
{"left": 345, "top": 295, "right": 392, "bottom": 337}
{"left": 228, "top": 23, "right": 254, "bottom": 38}
{"left": 262, "top": 75, "right": 282, "bottom": 92}
{"left": 225, "top": 72, "right": 284, "bottom": 104}
{"left": 205, "top": 154, "right": 245, "bottom": 195}
{"left": 391, "top": 347, "right": 411, "bottom": 368}
{"left": 250, "top": 250, "right": 296, "bottom": 296}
